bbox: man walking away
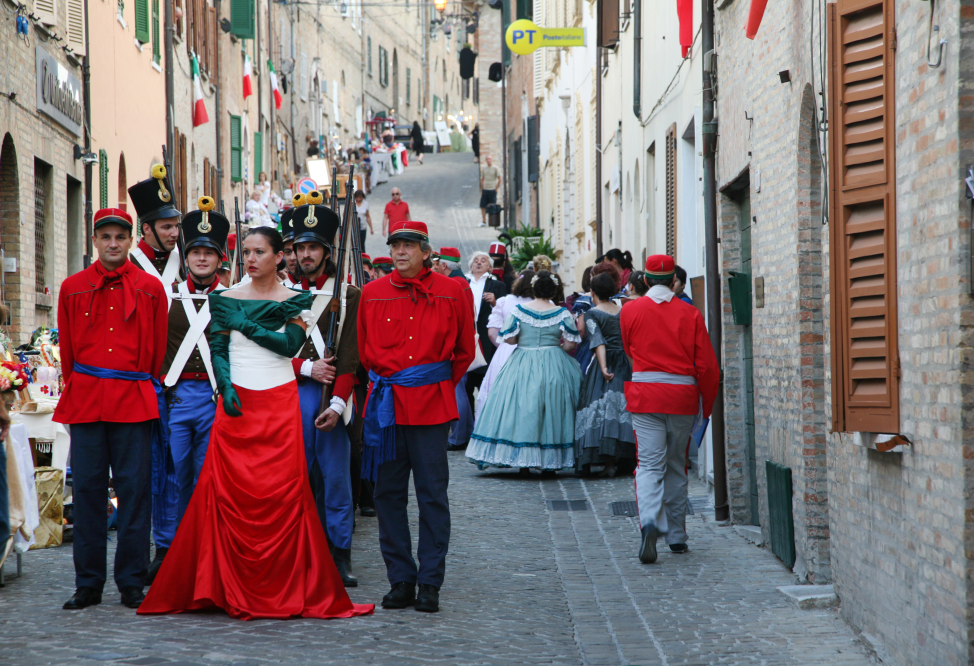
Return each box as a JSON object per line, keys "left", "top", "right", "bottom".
{"left": 382, "top": 188, "right": 411, "bottom": 236}
{"left": 478, "top": 156, "right": 501, "bottom": 227}
{"left": 620, "top": 255, "right": 718, "bottom": 564}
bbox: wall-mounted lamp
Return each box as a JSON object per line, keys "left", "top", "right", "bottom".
{"left": 778, "top": 70, "right": 791, "bottom": 84}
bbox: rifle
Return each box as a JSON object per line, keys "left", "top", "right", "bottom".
{"left": 233, "top": 197, "right": 245, "bottom": 283}
{"left": 160, "top": 144, "right": 187, "bottom": 281}
{"left": 319, "top": 164, "right": 356, "bottom": 416}
{"left": 348, "top": 195, "right": 366, "bottom": 288}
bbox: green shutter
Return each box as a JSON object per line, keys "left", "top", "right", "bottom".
{"left": 230, "top": 0, "right": 255, "bottom": 39}
{"left": 99, "top": 149, "right": 109, "bottom": 209}
{"left": 253, "top": 131, "right": 263, "bottom": 179}
{"left": 503, "top": 0, "right": 511, "bottom": 67}
{"left": 516, "top": 0, "right": 530, "bottom": 20}
{"left": 135, "top": 0, "right": 150, "bottom": 44}
{"left": 406, "top": 68, "right": 411, "bottom": 105}
{"left": 151, "top": 0, "right": 160, "bottom": 64}
{"left": 367, "top": 37, "right": 372, "bottom": 75}
{"left": 230, "top": 115, "right": 242, "bottom": 182}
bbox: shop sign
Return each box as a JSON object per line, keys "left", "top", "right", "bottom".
{"left": 36, "top": 46, "right": 83, "bottom": 137}
{"left": 505, "top": 20, "right": 586, "bottom": 56}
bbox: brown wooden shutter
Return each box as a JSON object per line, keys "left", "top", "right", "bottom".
{"left": 178, "top": 131, "right": 188, "bottom": 214}
{"left": 203, "top": 157, "right": 211, "bottom": 196}
{"left": 665, "top": 123, "right": 677, "bottom": 258}
{"left": 185, "top": 0, "right": 194, "bottom": 54}
{"left": 208, "top": 6, "right": 218, "bottom": 79}
{"left": 827, "top": 0, "right": 899, "bottom": 433}
{"left": 598, "top": 0, "right": 619, "bottom": 48}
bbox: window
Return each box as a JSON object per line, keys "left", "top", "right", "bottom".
{"left": 229, "top": 114, "right": 242, "bottom": 182}
{"left": 664, "top": 124, "right": 677, "bottom": 258}
{"left": 367, "top": 36, "right": 372, "bottom": 76}
{"left": 230, "top": 0, "right": 254, "bottom": 39}
{"left": 34, "top": 159, "right": 51, "bottom": 293}
{"left": 300, "top": 53, "right": 308, "bottom": 101}
{"left": 135, "top": 0, "right": 150, "bottom": 43}
{"left": 253, "top": 131, "right": 263, "bottom": 180}
{"left": 406, "top": 67, "right": 411, "bottom": 105}
{"left": 598, "top": 0, "right": 619, "bottom": 48}
{"left": 99, "top": 149, "right": 109, "bottom": 209}
{"left": 827, "top": 0, "right": 899, "bottom": 432}
{"left": 152, "top": 0, "right": 161, "bottom": 64}
{"left": 66, "top": 0, "right": 86, "bottom": 54}
{"left": 378, "top": 46, "right": 389, "bottom": 87}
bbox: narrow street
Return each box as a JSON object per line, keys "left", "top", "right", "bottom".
{"left": 0, "top": 155, "right": 878, "bottom": 665}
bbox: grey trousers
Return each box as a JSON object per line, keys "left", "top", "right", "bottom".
{"left": 632, "top": 412, "right": 696, "bottom": 545}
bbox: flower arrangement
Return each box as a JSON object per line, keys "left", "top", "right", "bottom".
{"left": 0, "top": 360, "right": 29, "bottom": 393}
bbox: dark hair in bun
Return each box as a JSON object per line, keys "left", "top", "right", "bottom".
{"left": 246, "top": 226, "right": 285, "bottom": 254}
{"left": 512, "top": 270, "right": 536, "bottom": 298}
{"left": 591, "top": 272, "right": 617, "bottom": 301}
{"left": 533, "top": 270, "right": 558, "bottom": 300}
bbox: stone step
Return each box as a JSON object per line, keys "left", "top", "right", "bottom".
{"left": 777, "top": 584, "right": 838, "bottom": 610}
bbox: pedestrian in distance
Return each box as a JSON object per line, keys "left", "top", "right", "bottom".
{"left": 470, "top": 123, "right": 480, "bottom": 164}
{"left": 410, "top": 121, "right": 425, "bottom": 165}
{"left": 357, "top": 221, "right": 475, "bottom": 613}
{"left": 382, "top": 188, "right": 410, "bottom": 236}
{"left": 478, "top": 155, "right": 502, "bottom": 227}
{"left": 354, "top": 189, "right": 374, "bottom": 251}
{"left": 138, "top": 226, "right": 374, "bottom": 620}
{"left": 466, "top": 271, "right": 582, "bottom": 474}
{"left": 603, "top": 248, "right": 635, "bottom": 286}
{"left": 620, "top": 255, "right": 719, "bottom": 564}
{"left": 56, "top": 208, "right": 169, "bottom": 611}
{"left": 574, "top": 271, "right": 636, "bottom": 477}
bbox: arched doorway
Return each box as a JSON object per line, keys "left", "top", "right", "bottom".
{"left": 392, "top": 49, "right": 400, "bottom": 113}
{"left": 0, "top": 134, "right": 19, "bottom": 318}
{"left": 117, "top": 152, "right": 128, "bottom": 211}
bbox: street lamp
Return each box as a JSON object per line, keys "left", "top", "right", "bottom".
{"left": 434, "top": 0, "right": 447, "bottom": 13}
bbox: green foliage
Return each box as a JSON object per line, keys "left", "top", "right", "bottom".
{"left": 511, "top": 236, "right": 556, "bottom": 271}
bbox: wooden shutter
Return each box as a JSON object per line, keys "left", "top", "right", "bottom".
{"left": 230, "top": 114, "right": 242, "bottom": 182}
{"left": 230, "top": 0, "right": 254, "bottom": 39}
{"left": 253, "top": 131, "right": 263, "bottom": 179}
{"left": 34, "top": 0, "right": 56, "bottom": 26}
{"left": 208, "top": 6, "right": 218, "bottom": 78}
{"left": 98, "top": 149, "right": 109, "bottom": 209}
{"left": 665, "top": 123, "right": 677, "bottom": 258}
{"left": 178, "top": 131, "right": 188, "bottom": 214}
{"left": 185, "top": 0, "right": 195, "bottom": 54}
{"left": 203, "top": 157, "right": 211, "bottom": 196}
{"left": 152, "top": 0, "right": 161, "bottom": 64}
{"left": 135, "top": 0, "right": 150, "bottom": 44}
{"left": 66, "top": 0, "right": 86, "bottom": 54}
{"left": 827, "top": 0, "right": 899, "bottom": 433}
{"left": 598, "top": 0, "right": 619, "bottom": 48}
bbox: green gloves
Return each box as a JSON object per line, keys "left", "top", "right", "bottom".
{"left": 227, "top": 317, "right": 308, "bottom": 358}
{"left": 209, "top": 332, "right": 243, "bottom": 417}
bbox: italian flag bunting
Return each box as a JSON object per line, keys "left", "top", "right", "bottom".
{"left": 269, "top": 59, "right": 282, "bottom": 109}
{"left": 192, "top": 53, "right": 209, "bottom": 127}
{"left": 243, "top": 54, "right": 254, "bottom": 98}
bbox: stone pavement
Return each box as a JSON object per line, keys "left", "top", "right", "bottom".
{"left": 1, "top": 456, "right": 878, "bottom": 666}
{"left": 0, "top": 155, "right": 879, "bottom": 664}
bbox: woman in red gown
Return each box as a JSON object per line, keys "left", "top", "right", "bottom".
{"left": 139, "top": 227, "right": 373, "bottom": 620}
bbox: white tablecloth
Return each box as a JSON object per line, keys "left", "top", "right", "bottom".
{"left": 370, "top": 152, "right": 393, "bottom": 185}
{"left": 8, "top": 423, "right": 39, "bottom": 552}
{"left": 11, "top": 411, "right": 70, "bottom": 475}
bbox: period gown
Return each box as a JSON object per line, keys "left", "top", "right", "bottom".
{"left": 573, "top": 308, "right": 636, "bottom": 473}
{"left": 139, "top": 291, "right": 374, "bottom": 620}
{"left": 466, "top": 305, "right": 582, "bottom": 470}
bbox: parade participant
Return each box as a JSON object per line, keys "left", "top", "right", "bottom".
{"left": 55, "top": 208, "right": 169, "bottom": 610}
{"left": 281, "top": 193, "right": 306, "bottom": 287}
{"left": 127, "top": 166, "right": 182, "bottom": 305}
{"left": 435, "top": 247, "right": 466, "bottom": 281}
{"left": 152, "top": 197, "right": 230, "bottom": 583}
{"left": 372, "top": 257, "right": 394, "bottom": 279}
{"left": 362, "top": 253, "right": 375, "bottom": 281}
{"left": 620, "top": 255, "right": 718, "bottom": 563}
{"left": 488, "top": 242, "right": 516, "bottom": 292}
{"left": 291, "top": 192, "right": 361, "bottom": 588}
{"left": 433, "top": 248, "right": 475, "bottom": 450}
{"left": 139, "top": 227, "right": 374, "bottom": 620}
{"left": 358, "top": 221, "right": 475, "bottom": 613}
{"left": 217, "top": 255, "right": 232, "bottom": 288}
{"left": 128, "top": 166, "right": 183, "bottom": 582}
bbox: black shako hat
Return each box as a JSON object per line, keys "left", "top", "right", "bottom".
{"left": 292, "top": 191, "right": 340, "bottom": 249}
{"left": 181, "top": 196, "right": 230, "bottom": 254}
{"left": 128, "top": 164, "right": 181, "bottom": 225}
{"left": 280, "top": 207, "right": 297, "bottom": 242}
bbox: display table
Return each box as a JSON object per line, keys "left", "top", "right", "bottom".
{"left": 11, "top": 406, "right": 70, "bottom": 475}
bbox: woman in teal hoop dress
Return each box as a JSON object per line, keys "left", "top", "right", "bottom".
{"left": 466, "top": 271, "right": 583, "bottom": 472}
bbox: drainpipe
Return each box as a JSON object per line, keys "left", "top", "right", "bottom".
{"left": 215, "top": 0, "right": 223, "bottom": 198}
{"left": 632, "top": 0, "right": 640, "bottom": 118}
{"left": 701, "top": 0, "right": 727, "bottom": 522}
{"left": 82, "top": 0, "right": 93, "bottom": 265}
{"left": 595, "top": 49, "right": 603, "bottom": 257}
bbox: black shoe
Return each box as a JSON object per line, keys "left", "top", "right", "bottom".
{"left": 334, "top": 547, "right": 358, "bottom": 588}
{"left": 360, "top": 506, "right": 377, "bottom": 517}
{"left": 120, "top": 586, "right": 145, "bottom": 609}
{"left": 415, "top": 584, "right": 440, "bottom": 613}
{"left": 669, "top": 543, "right": 688, "bottom": 553}
{"left": 145, "top": 547, "right": 168, "bottom": 585}
{"left": 381, "top": 582, "right": 416, "bottom": 609}
{"left": 447, "top": 442, "right": 468, "bottom": 451}
{"left": 639, "top": 525, "right": 658, "bottom": 564}
{"left": 63, "top": 586, "right": 102, "bottom": 610}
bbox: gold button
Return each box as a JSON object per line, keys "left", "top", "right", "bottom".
{"left": 409, "top": 355, "right": 413, "bottom": 359}
{"left": 110, "top": 287, "right": 114, "bottom": 291}
{"left": 410, "top": 317, "right": 413, "bottom": 320}
{"left": 109, "top": 327, "right": 113, "bottom": 332}
{"left": 108, "top": 348, "right": 113, "bottom": 352}
{"left": 85, "top": 312, "right": 89, "bottom": 317}
{"left": 409, "top": 336, "right": 413, "bottom": 339}
{"left": 387, "top": 318, "right": 391, "bottom": 322}
{"left": 110, "top": 306, "right": 114, "bottom": 310}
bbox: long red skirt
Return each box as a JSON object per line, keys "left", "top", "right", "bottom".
{"left": 138, "top": 381, "right": 374, "bottom": 620}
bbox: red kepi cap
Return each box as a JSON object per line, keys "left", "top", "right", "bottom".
{"left": 645, "top": 254, "right": 676, "bottom": 280}
{"left": 488, "top": 242, "right": 506, "bottom": 256}
{"left": 387, "top": 220, "right": 429, "bottom": 244}
{"left": 93, "top": 207, "right": 134, "bottom": 231}
{"left": 439, "top": 247, "right": 461, "bottom": 262}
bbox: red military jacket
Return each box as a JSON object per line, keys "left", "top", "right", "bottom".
{"left": 358, "top": 267, "right": 475, "bottom": 425}
{"left": 620, "top": 292, "right": 719, "bottom": 418}
{"left": 54, "top": 260, "right": 169, "bottom": 424}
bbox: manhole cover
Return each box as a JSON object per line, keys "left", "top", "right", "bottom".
{"left": 546, "top": 499, "right": 589, "bottom": 511}
{"left": 610, "top": 501, "right": 638, "bottom": 517}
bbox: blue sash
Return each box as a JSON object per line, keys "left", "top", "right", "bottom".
{"left": 362, "top": 361, "right": 453, "bottom": 482}
{"left": 73, "top": 362, "right": 172, "bottom": 495}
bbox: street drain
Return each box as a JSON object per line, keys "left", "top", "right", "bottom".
{"left": 545, "top": 499, "right": 589, "bottom": 511}
{"left": 610, "top": 501, "right": 638, "bottom": 517}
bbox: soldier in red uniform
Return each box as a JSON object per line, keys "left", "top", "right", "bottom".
{"left": 55, "top": 208, "right": 169, "bottom": 610}
{"left": 620, "top": 254, "right": 719, "bottom": 564}
{"left": 358, "top": 221, "right": 475, "bottom": 613}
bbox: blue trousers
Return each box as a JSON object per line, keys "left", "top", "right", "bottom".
{"left": 297, "top": 380, "right": 353, "bottom": 550}
{"left": 151, "top": 400, "right": 180, "bottom": 551}
{"left": 71, "top": 421, "right": 152, "bottom": 591}
{"left": 374, "top": 423, "right": 451, "bottom": 588}
{"left": 167, "top": 380, "right": 217, "bottom": 525}
{"left": 449, "top": 373, "right": 473, "bottom": 447}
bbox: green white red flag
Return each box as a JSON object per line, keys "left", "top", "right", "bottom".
{"left": 192, "top": 53, "right": 209, "bottom": 127}
{"left": 243, "top": 54, "right": 253, "bottom": 98}
{"left": 268, "top": 59, "right": 282, "bottom": 109}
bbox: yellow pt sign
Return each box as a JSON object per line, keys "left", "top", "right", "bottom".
{"left": 505, "top": 19, "right": 586, "bottom": 55}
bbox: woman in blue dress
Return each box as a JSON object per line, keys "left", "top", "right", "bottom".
{"left": 466, "top": 271, "right": 583, "bottom": 472}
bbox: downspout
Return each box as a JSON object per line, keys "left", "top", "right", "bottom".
{"left": 164, "top": 0, "right": 174, "bottom": 176}
{"left": 701, "top": 0, "right": 728, "bottom": 522}
{"left": 595, "top": 49, "right": 603, "bottom": 257}
{"left": 289, "top": 0, "right": 296, "bottom": 175}
{"left": 632, "top": 0, "right": 640, "bottom": 118}
{"left": 82, "top": 0, "right": 93, "bottom": 265}
{"left": 215, "top": 0, "right": 223, "bottom": 198}
{"left": 501, "top": 35, "right": 508, "bottom": 228}
{"left": 256, "top": 0, "right": 262, "bottom": 151}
